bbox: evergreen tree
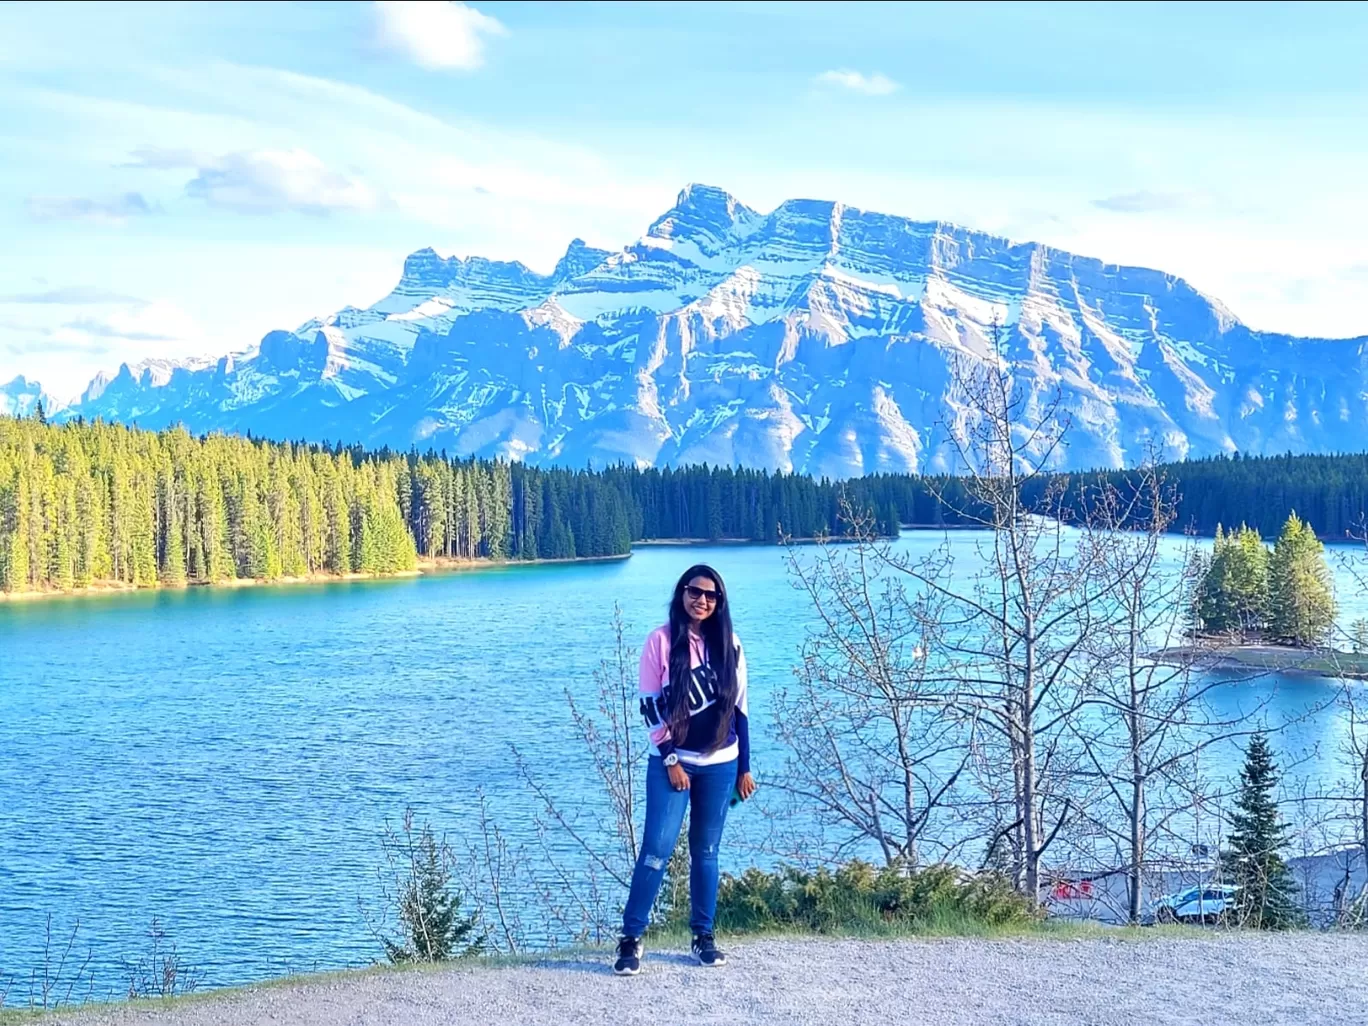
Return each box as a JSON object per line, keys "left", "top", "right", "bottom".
{"left": 706, "top": 484, "right": 724, "bottom": 540}
{"left": 1220, "top": 733, "right": 1303, "bottom": 929}
{"left": 382, "top": 817, "right": 482, "bottom": 963}
{"left": 1230, "top": 526, "right": 1271, "bottom": 631}
{"left": 1195, "top": 524, "right": 1269, "bottom": 635}
{"left": 1267, "top": 512, "right": 1336, "bottom": 647}
{"left": 1196, "top": 526, "right": 1236, "bottom": 632}
{"left": 356, "top": 492, "right": 381, "bottom": 573}
{"left": 487, "top": 461, "right": 512, "bottom": 558}
{"left": 0, "top": 456, "right": 25, "bottom": 590}
{"left": 248, "top": 507, "right": 280, "bottom": 579}
{"left": 323, "top": 465, "right": 350, "bottom": 574}
{"left": 74, "top": 475, "right": 102, "bottom": 586}
{"left": 463, "top": 469, "right": 481, "bottom": 557}
{"left": 130, "top": 467, "right": 158, "bottom": 587}
{"left": 163, "top": 512, "right": 187, "bottom": 586}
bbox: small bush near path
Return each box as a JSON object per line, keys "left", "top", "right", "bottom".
{"left": 371, "top": 808, "right": 483, "bottom": 963}
{"left": 662, "top": 860, "right": 1035, "bottom": 936}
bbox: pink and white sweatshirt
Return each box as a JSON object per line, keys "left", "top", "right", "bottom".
{"left": 638, "top": 625, "right": 750, "bottom": 771}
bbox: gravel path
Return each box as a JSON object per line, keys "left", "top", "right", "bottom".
{"left": 41, "top": 934, "right": 1368, "bottom": 1026}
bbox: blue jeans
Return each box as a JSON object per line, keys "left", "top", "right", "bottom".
{"left": 621, "top": 756, "right": 736, "bottom": 937}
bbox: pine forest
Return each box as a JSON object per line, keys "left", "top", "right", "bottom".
{"left": 0, "top": 415, "right": 899, "bottom": 594}
{"left": 8, "top": 410, "right": 1368, "bottom": 597}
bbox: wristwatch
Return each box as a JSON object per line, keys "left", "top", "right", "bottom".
{"left": 663, "top": 753, "right": 680, "bottom": 768}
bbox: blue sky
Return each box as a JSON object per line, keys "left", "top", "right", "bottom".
{"left": 3, "top": 1, "right": 1367, "bottom": 399}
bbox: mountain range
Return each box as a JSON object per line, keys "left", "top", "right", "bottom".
{"left": 17, "top": 184, "right": 1368, "bottom": 476}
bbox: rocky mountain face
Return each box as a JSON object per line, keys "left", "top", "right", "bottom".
{"left": 0, "top": 375, "right": 59, "bottom": 419}
{"left": 31, "top": 185, "right": 1368, "bottom": 476}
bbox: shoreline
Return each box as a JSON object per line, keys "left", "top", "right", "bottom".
{"left": 898, "top": 522, "right": 985, "bottom": 531}
{"left": 0, "top": 529, "right": 918, "bottom": 605}
{"left": 1154, "top": 641, "right": 1368, "bottom": 681}
{"left": 635, "top": 533, "right": 891, "bottom": 547}
{"left": 0, "top": 568, "right": 426, "bottom": 605}
{"left": 0, "top": 553, "right": 631, "bottom": 605}
{"left": 0, "top": 532, "right": 888, "bottom": 605}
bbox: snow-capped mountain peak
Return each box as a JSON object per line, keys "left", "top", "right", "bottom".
{"left": 552, "top": 238, "right": 613, "bottom": 281}
{"left": 646, "top": 183, "right": 763, "bottom": 250}
{"left": 39, "top": 185, "right": 1368, "bottom": 477}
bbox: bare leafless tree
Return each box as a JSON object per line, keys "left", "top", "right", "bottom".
{"left": 1303, "top": 716, "right": 1368, "bottom": 930}
{"left": 769, "top": 502, "right": 977, "bottom": 867}
{"left": 1314, "top": 533, "right": 1368, "bottom": 924}
{"left": 1342, "top": 690, "right": 1368, "bottom": 923}
{"left": 466, "top": 790, "right": 526, "bottom": 952}
{"left": 20, "top": 914, "right": 95, "bottom": 1011}
{"left": 772, "top": 326, "right": 1140, "bottom": 905}
{"left": 1067, "top": 463, "right": 1278, "bottom": 922}
{"left": 889, "top": 340, "right": 1118, "bottom": 905}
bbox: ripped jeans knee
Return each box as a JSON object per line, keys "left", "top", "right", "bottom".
{"left": 691, "top": 840, "right": 720, "bottom": 863}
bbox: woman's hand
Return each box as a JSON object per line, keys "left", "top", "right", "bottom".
{"left": 736, "top": 772, "right": 757, "bottom": 801}
{"left": 668, "top": 763, "right": 691, "bottom": 791}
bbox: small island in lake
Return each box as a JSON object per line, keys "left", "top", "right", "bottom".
{"left": 1158, "top": 641, "right": 1368, "bottom": 680}
{"left": 1156, "top": 513, "right": 1366, "bottom": 680}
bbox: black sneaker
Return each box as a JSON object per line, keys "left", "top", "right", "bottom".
{"left": 691, "top": 933, "right": 726, "bottom": 967}
{"left": 613, "top": 936, "right": 643, "bottom": 976}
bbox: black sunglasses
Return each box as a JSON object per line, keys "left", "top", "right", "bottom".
{"left": 684, "top": 584, "right": 720, "bottom": 604}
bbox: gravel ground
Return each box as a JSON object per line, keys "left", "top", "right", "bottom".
{"left": 39, "top": 933, "right": 1368, "bottom": 1026}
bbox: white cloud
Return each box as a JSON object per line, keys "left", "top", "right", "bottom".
{"left": 1092, "top": 190, "right": 1190, "bottom": 213}
{"left": 128, "top": 146, "right": 381, "bottom": 215}
{"left": 815, "top": 69, "right": 899, "bottom": 96}
{"left": 25, "top": 63, "right": 667, "bottom": 245}
{"left": 3, "top": 301, "right": 209, "bottom": 401}
{"left": 54, "top": 301, "right": 201, "bottom": 346}
{"left": 373, "top": 1, "right": 505, "bottom": 71}
{"left": 24, "top": 192, "right": 155, "bottom": 223}
{"left": 62, "top": 317, "right": 175, "bottom": 343}
{"left": 1, "top": 286, "right": 145, "bottom": 305}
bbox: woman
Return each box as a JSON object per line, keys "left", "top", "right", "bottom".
{"left": 614, "top": 564, "right": 756, "bottom": 976}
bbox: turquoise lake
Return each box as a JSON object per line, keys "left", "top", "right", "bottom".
{"left": 0, "top": 533, "right": 1358, "bottom": 1002}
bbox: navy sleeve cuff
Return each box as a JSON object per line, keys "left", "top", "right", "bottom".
{"left": 735, "top": 708, "right": 751, "bottom": 776}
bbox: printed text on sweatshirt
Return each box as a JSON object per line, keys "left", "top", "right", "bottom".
{"left": 637, "top": 625, "right": 750, "bottom": 772}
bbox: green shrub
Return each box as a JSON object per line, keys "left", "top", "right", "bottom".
{"left": 669, "top": 860, "right": 1035, "bottom": 935}
{"left": 377, "top": 810, "right": 483, "bottom": 963}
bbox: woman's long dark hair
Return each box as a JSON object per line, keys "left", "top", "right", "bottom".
{"left": 665, "top": 563, "right": 738, "bottom": 753}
